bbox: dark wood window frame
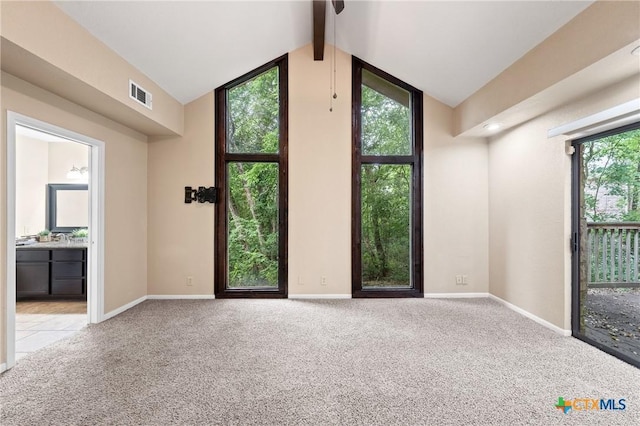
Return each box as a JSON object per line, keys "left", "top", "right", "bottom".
{"left": 352, "top": 56, "right": 424, "bottom": 298}
{"left": 214, "top": 54, "right": 288, "bottom": 298}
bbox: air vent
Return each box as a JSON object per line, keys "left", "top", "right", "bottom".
{"left": 129, "top": 80, "right": 153, "bottom": 110}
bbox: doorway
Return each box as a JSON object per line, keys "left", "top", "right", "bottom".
{"left": 5, "top": 112, "right": 105, "bottom": 370}
{"left": 572, "top": 122, "right": 640, "bottom": 368}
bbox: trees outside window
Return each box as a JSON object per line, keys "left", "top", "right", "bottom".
{"left": 215, "top": 56, "right": 288, "bottom": 298}
{"left": 352, "top": 58, "right": 423, "bottom": 298}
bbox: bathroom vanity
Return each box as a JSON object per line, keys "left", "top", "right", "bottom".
{"left": 16, "top": 242, "right": 88, "bottom": 300}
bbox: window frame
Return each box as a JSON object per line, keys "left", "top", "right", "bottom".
{"left": 351, "top": 56, "right": 424, "bottom": 298}
{"left": 214, "top": 54, "right": 288, "bottom": 298}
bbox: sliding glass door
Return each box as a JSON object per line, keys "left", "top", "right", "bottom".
{"left": 572, "top": 122, "right": 640, "bottom": 367}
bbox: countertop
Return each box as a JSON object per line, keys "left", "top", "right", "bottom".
{"left": 16, "top": 241, "right": 88, "bottom": 249}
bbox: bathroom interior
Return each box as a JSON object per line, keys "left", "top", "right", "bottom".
{"left": 14, "top": 125, "right": 90, "bottom": 361}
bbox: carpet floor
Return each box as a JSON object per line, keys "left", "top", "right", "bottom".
{"left": 1, "top": 298, "right": 639, "bottom": 425}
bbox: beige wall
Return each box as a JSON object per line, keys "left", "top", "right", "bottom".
{"left": 147, "top": 93, "right": 215, "bottom": 295}
{"left": 288, "top": 45, "right": 352, "bottom": 294}
{"left": 424, "top": 96, "right": 489, "bottom": 293}
{"left": 147, "top": 44, "right": 490, "bottom": 296}
{"left": 488, "top": 75, "right": 640, "bottom": 330}
{"left": 48, "top": 141, "right": 90, "bottom": 184}
{"left": 15, "top": 135, "right": 48, "bottom": 236}
{"left": 1, "top": 72, "right": 149, "bottom": 365}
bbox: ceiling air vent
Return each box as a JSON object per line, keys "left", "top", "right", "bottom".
{"left": 129, "top": 80, "right": 153, "bottom": 110}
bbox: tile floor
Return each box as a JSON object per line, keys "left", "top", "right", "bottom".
{"left": 16, "top": 308, "right": 87, "bottom": 361}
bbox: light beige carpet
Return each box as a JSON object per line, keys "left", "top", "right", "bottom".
{"left": 1, "top": 298, "right": 639, "bottom": 425}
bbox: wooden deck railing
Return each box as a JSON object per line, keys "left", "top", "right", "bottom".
{"left": 586, "top": 222, "right": 640, "bottom": 288}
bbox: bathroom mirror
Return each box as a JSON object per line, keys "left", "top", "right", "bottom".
{"left": 47, "top": 184, "right": 88, "bottom": 232}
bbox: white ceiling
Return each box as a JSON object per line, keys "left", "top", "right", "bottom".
{"left": 54, "top": 1, "right": 593, "bottom": 107}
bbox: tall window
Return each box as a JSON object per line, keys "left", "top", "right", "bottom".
{"left": 352, "top": 57, "right": 423, "bottom": 298}
{"left": 215, "top": 55, "right": 288, "bottom": 298}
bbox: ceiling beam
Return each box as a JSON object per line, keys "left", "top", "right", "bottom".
{"left": 332, "top": 0, "right": 344, "bottom": 15}
{"left": 313, "top": 0, "right": 326, "bottom": 61}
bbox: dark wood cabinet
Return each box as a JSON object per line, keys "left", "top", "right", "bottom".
{"left": 16, "top": 247, "right": 87, "bottom": 300}
{"left": 16, "top": 263, "right": 49, "bottom": 296}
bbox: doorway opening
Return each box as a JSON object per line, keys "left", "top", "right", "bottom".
{"left": 572, "top": 122, "right": 640, "bottom": 368}
{"left": 5, "top": 112, "right": 105, "bottom": 370}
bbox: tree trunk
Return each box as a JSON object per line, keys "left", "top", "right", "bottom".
{"left": 235, "top": 163, "right": 266, "bottom": 250}
{"left": 228, "top": 193, "right": 249, "bottom": 251}
{"left": 371, "top": 202, "right": 388, "bottom": 279}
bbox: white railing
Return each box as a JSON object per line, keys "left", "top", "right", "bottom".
{"left": 587, "top": 223, "right": 640, "bottom": 288}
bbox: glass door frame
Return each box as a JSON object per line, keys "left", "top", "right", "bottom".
{"left": 214, "top": 55, "right": 288, "bottom": 298}
{"left": 571, "top": 121, "right": 640, "bottom": 368}
{"left": 351, "top": 57, "right": 424, "bottom": 298}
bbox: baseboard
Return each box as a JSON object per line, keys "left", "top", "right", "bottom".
{"left": 147, "top": 294, "right": 216, "bottom": 300}
{"left": 488, "top": 294, "right": 571, "bottom": 336}
{"left": 102, "top": 295, "right": 147, "bottom": 321}
{"left": 0, "top": 363, "right": 6, "bottom": 374}
{"left": 288, "top": 294, "right": 352, "bottom": 299}
{"left": 424, "top": 292, "right": 489, "bottom": 298}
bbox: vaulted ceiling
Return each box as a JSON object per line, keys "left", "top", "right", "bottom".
{"left": 54, "top": 1, "right": 593, "bottom": 107}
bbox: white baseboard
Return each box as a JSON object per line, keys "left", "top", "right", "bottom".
{"left": 0, "top": 363, "right": 6, "bottom": 374}
{"left": 147, "top": 294, "right": 216, "bottom": 300}
{"left": 424, "top": 292, "right": 489, "bottom": 298}
{"left": 288, "top": 294, "right": 352, "bottom": 299}
{"left": 102, "top": 295, "right": 147, "bottom": 321}
{"left": 488, "top": 294, "right": 571, "bottom": 336}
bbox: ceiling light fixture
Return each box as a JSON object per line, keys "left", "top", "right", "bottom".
{"left": 631, "top": 46, "right": 640, "bottom": 56}
{"left": 67, "top": 165, "right": 89, "bottom": 180}
{"left": 483, "top": 123, "right": 502, "bottom": 132}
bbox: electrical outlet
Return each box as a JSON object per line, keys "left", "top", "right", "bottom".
{"left": 298, "top": 276, "right": 304, "bottom": 286}
{"left": 462, "top": 275, "right": 469, "bottom": 285}
{"left": 321, "top": 276, "right": 327, "bottom": 286}
{"left": 187, "top": 276, "right": 193, "bottom": 286}
{"left": 455, "top": 275, "right": 463, "bottom": 285}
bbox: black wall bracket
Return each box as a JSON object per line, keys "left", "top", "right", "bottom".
{"left": 185, "top": 186, "right": 217, "bottom": 204}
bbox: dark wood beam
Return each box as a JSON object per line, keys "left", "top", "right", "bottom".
{"left": 332, "top": 0, "right": 344, "bottom": 15}
{"left": 313, "top": 0, "right": 326, "bottom": 61}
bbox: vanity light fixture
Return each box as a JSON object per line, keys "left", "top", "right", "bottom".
{"left": 483, "top": 123, "right": 502, "bottom": 132}
{"left": 67, "top": 165, "right": 89, "bottom": 180}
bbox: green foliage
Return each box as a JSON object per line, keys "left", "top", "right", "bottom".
{"left": 361, "top": 84, "right": 410, "bottom": 155}
{"left": 227, "top": 162, "right": 279, "bottom": 287}
{"left": 228, "top": 68, "right": 279, "bottom": 154}
{"left": 71, "top": 228, "right": 88, "bottom": 238}
{"left": 361, "top": 164, "right": 411, "bottom": 287}
{"left": 583, "top": 129, "right": 640, "bottom": 222}
{"left": 226, "top": 68, "right": 280, "bottom": 288}
{"left": 38, "top": 229, "right": 51, "bottom": 236}
{"left": 360, "top": 82, "right": 413, "bottom": 287}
